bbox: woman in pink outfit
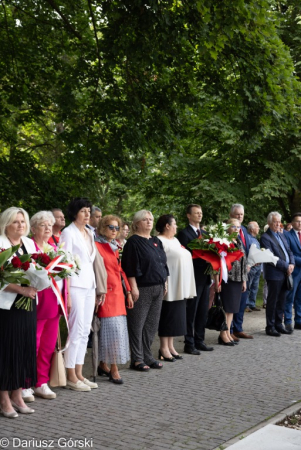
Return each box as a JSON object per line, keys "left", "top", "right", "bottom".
{"left": 30, "top": 211, "right": 63, "bottom": 400}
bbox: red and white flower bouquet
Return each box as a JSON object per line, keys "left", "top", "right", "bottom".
{"left": 188, "top": 223, "right": 244, "bottom": 284}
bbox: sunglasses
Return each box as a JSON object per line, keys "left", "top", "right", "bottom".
{"left": 107, "top": 225, "right": 120, "bottom": 231}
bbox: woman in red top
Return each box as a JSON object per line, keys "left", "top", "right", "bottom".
{"left": 95, "top": 215, "right": 133, "bottom": 384}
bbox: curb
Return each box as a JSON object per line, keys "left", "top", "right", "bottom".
{"left": 212, "top": 400, "right": 301, "bottom": 450}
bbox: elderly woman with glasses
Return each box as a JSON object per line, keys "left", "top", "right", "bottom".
{"left": 29, "top": 211, "right": 63, "bottom": 401}
{"left": 95, "top": 215, "right": 133, "bottom": 384}
{"left": 121, "top": 210, "right": 169, "bottom": 371}
{"left": 214, "top": 218, "right": 247, "bottom": 346}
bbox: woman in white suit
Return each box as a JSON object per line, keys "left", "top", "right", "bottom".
{"left": 0, "top": 207, "right": 37, "bottom": 418}
{"left": 61, "top": 198, "right": 102, "bottom": 392}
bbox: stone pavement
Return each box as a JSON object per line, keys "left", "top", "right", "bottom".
{"left": 1, "top": 309, "right": 301, "bottom": 450}
{"left": 226, "top": 424, "right": 301, "bottom": 449}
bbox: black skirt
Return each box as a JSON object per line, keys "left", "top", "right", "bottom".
{"left": 0, "top": 295, "right": 37, "bottom": 391}
{"left": 158, "top": 300, "right": 186, "bottom": 337}
{"left": 220, "top": 280, "right": 243, "bottom": 314}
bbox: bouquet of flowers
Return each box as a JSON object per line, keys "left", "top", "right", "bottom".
{"left": 15, "top": 243, "right": 80, "bottom": 312}
{"left": 22, "top": 243, "right": 81, "bottom": 324}
{"left": 188, "top": 222, "right": 244, "bottom": 284}
{"left": 32, "top": 242, "right": 81, "bottom": 279}
{"left": 0, "top": 246, "right": 31, "bottom": 289}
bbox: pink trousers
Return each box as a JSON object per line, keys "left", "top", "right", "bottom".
{"left": 35, "top": 314, "right": 60, "bottom": 387}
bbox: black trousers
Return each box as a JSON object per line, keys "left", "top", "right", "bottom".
{"left": 185, "top": 281, "right": 210, "bottom": 347}
{"left": 266, "top": 279, "right": 286, "bottom": 329}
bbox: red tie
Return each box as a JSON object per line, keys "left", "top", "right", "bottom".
{"left": 196, "top": 229, "right": 201, "bottom": 237}
{"left": 298, "top": 232, "right": 301, "bottom": 245}
{"left": 239, "top": 228, "right": 246, "bottom": 247}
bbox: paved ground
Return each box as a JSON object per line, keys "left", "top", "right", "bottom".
{"left": 1, "top": 309, "right": 301, "bottom": 450}
{"left": 226, "top": 424, "right": 301, "bottom": 450}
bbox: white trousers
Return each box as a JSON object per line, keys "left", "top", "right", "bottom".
{"left": 64, "top": 287, "right": 95, "bottom": 368}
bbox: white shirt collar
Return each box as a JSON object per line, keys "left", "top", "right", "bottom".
{"left": 189, "top": 224, "right": 200, "bottom": 234}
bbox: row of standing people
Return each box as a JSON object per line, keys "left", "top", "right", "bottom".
{"left": 3, "top": 199, "right": 294, "bottom": 419}
{"left": 0, "top": 200, "right": 200, "bottom": 418}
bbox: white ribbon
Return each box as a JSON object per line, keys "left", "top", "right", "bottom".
{"left": 220, "top": 251, "right": 228, "bottom": 283}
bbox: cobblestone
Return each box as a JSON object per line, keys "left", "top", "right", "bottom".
{"left": 1, "top": 311, "right": 301, "bottom": 449}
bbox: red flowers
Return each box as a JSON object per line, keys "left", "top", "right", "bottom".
{"left": 10, "top": 257, "right": 30, "bottom": 271}
{"left": 21, "top": 261, "right": 30, "bottom": 271}
{"left": 31, "top": 253, "right": 51, "bottom": 266}
{"left": 11, "top": 256, "right": 22, "bottom": 269}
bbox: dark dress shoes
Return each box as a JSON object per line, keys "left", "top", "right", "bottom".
{"left": 195, "top": 342, "right": 214, "bottom": 352}
{"left": 276, "top": 325, "right": 292, "bottom": 335}
{"left": 184, "top": 346, "right": 201, "bottom": 355}
{"left": 285, "top": 323, "right": 294, "bottom": 333}
{"left": 294, "top": 323, "right": 301, "bottom": 330}
{"left": 266, "top": 327, "right": 281, "bottom": 337}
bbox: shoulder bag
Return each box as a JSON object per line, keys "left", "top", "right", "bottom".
{"left": 49, "top": 327, "right": 67, "bottom": 387}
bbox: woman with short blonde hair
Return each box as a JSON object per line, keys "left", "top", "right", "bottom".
{"left": 122, "top": 210, "right": 169, "bottom": 371}
{"left": 131, "top": 210, "right": 154, "bottom": 233}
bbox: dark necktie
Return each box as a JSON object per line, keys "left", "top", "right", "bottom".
{"left": 298, "top": 232, "right": 301, "bottom": 246}
{"left": 196, "top": 229, "right": 201, "bottom": 237}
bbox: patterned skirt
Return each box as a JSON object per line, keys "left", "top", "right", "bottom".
{"left": 99, "top": 315, "right": 130, "bottom": 365}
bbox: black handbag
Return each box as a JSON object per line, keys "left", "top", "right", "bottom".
{"left": 286, "top": 274, "right": 294, "bottom": 291}
{"left": 206, "top": 293, "right": 228, "bottom": 331}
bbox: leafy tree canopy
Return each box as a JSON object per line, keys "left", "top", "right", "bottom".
{"left": 0, "top": 0, "right": 300, "bottom": 226}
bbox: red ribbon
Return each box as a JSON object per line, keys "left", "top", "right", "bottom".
{"left": 45, "top": 256, "right": 70, "bottom": 349}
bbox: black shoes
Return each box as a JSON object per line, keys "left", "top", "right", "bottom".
{"left": 294, "top": 323, "right": 301, "bottom": 330}
{"left": 170, "top": 353, "right": 183, "bottom": 360}
{"left": 109, "top": 372, "right": 124, "bottom": 384}
{"left": 285, "top": 323, "right": 294, "bottom": 333}
{"left": 158, "top": 350, "right": 176, "bottom": 362}
{"left": 266, "top": 327, "right": 281, "bottom": 337}
{"left": 184, "top": 346, "right": 201, "bottom": 355}
{"left": 218, "top": 336, "right": 235, "bottom": 346}
{"left": 195, "top": 342, "right": 214, "bottom": 352}
{"left": 276, "top": 325, "right": 292, "bottom": 335}
{"left": 97, "top": 366, "right": 110, "bottom": 377}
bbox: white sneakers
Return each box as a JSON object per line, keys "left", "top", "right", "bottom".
{"left": 22, "top": 388, "right": 35, "bottom": 403}
{"left": 34, "top": 384, "right": 56, "bottom": 399}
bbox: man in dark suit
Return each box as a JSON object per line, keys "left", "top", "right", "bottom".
{"left": 284, "top": 213, "right": 301, "bottom": 332}
{"left": 260, "top": 211, "right": 295, "bottom": 336}
{"left": 177, "top": 204, "right": 213, "bottom": 355}
{"left": 230, "top": 204, "right": 253, "bottom": 340}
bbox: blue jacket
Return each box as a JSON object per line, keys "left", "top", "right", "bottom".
{"left": 284, "top": 229, "right": 301, "bottom": 276}
{"left": 260, "top": 228, "right": 295, "bottom": 281}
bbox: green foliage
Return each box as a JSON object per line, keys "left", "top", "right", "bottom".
{"left": 0, "top": 0, "right": 300, "bottom": 225}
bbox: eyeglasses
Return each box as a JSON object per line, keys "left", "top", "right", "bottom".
{"left": 107, "top": 225, "right": 120, "bottom": 231}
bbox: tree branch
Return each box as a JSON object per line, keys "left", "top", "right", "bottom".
{"left": 43, "top": 0, "right": 82, "bottom": 40}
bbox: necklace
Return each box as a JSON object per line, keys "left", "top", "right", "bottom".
{"left": 7, "top": 236, "right": 23, "bottom": 255}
